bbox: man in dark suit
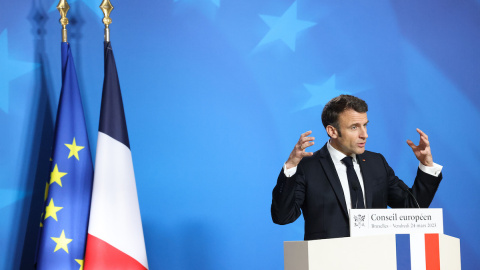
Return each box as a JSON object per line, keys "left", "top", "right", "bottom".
{"left": 271, "top": 95, "right": 442, "bottom": 240}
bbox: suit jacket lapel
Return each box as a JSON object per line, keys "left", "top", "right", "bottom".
{"left": 318, "top": 144, "right": 349, "bottom": 219}
{"left": 357, "top": 154, "right": 373, "bottom": 208}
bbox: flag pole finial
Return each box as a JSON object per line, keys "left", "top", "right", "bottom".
{"left": 100, "top": 0, "right": 114, "bottom": 42}
{"left": 57, "top": 0, "right": 70, "bottom": 42}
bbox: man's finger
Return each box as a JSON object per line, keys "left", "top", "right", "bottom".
{"left": 300, "top": 136, "right": 315, "bottom": 143}
{"left": 420, "top": 135, "right": 430, "bottom": 146}
{"left": 302, "top": 151, "right": 314, "bottom": 157}
{"left": 406, "top": 139, "right": 416, "bottom": 148}
{"left": 417, "top": 128, "right": 428, "bottom": 140}
{"left": 302, "top": 141, "right": 314, "bottom": 150}
{"left": 301, "top": 130, "right": 313, "bottom": 138}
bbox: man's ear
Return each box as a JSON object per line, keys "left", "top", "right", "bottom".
{"left": 326, "top": 125, "right": 338, "bottom": 139}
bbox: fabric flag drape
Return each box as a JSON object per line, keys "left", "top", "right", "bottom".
{"left": 84, "top": 42, "right": 148, "bottom": 270}
{"left": 36, "top": 42, "right": 94, "bottom": 270}
{"left": 396, "top": 234, "right": 442, "bottom": 270}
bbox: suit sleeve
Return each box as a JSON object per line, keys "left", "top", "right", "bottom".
{"left": 271, "top": 165, "right": 306, "bottom": 225}
{"left": 382, "top": 154, "right": 443, "bottom": 208}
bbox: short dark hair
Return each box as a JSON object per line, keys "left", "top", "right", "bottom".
{"left": 321, "top": 95, "right": 368, "bottom": 131}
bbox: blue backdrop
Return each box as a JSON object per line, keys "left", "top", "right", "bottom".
{"left": 1, "top": 0, "right": 479, "bottom": 269}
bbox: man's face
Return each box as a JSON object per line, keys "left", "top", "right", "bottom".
{"left": 329, "top": 109, "right": 369, "bottom": 156}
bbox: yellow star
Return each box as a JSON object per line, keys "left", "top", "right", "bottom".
{"left": 51, "top": 230, "right": 73, "bottom": 253}
{"left": 50, "top": 164, "right": 67, "bottom": 187}
{"left": 65, "top": 138, "right": 85, "bottom": 160}
{"left": 75, "top": 259, "right": 84, "bottom": 270}
{"left": 44, "top": 198, "right": 63, "bottom": 221}
{"left": 44, "top": 182, "right": 49, "bottom": 201}
{"left": 40, "top": 212, "right": 44, "bottom": 227}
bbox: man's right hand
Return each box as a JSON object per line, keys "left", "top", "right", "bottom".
{"left": 285, "top": 131, "right": 315, "bottom": 169}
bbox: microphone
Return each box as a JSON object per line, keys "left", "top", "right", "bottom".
{"left": 398, "top": 182, "right": 420, "bottom": 208}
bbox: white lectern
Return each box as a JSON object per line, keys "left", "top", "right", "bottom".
{"left": 284, "top": 233, "right": 460, "bottom": 270}
{"left": 284, "top": 209, "right": 461, "bottom": 269}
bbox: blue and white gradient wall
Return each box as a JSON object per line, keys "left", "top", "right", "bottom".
{"left": 1, "top": 0, "right": 479, "bottom": 269}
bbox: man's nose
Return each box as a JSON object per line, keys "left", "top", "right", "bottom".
{"left": 359, "top": 127, "right": 368, "bottom": 139}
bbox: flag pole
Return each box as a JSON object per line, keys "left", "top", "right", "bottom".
{"left": 100, "top": 0, "right": 114, "bottom": 42}
{"left": 57, "top": 0, "right": 70, "bottom": 42}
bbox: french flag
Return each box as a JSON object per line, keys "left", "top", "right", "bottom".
{"left": 84, "top": 42, "right": 148, "bottom": 270}
{"left": 395, "top": 234, "right": 459, "bottom": 270}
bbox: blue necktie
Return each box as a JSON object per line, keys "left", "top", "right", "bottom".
{"left": 342, "top": 156, "right": 365, "bottom": 209}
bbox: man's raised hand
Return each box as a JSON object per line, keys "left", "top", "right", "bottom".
{"left": 285, "top": 131, "right": 315, "bottom": 169}
{"left": 406, "top": 128, "right": 434, "bottom": 167}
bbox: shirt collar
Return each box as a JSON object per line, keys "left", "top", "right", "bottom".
{"left": 327, "top": 140, "right": 358, "bottom": 164}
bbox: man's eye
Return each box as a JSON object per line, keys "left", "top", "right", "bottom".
{"left": 351, "top": 126, "right": 357, "bottom": 130}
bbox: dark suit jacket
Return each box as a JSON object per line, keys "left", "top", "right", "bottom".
{"left": 271, "top": 143, "right": 442, "bottom": 240}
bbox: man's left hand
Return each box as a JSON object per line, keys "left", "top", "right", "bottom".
{"left": 407, "top": 128, "right": 434, "bottom": 167}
